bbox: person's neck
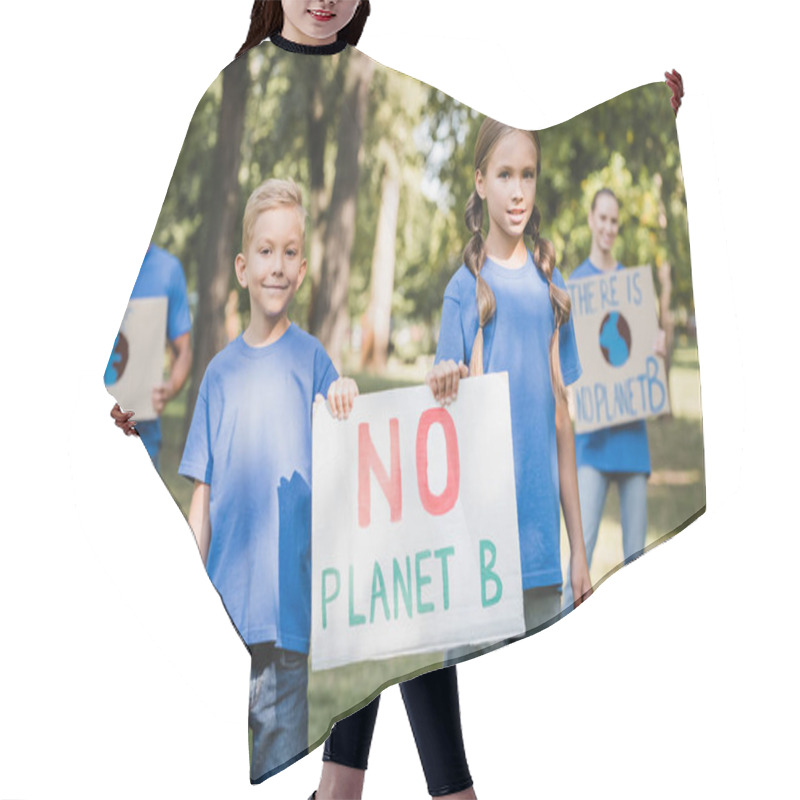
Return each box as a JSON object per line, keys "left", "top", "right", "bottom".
{"left": 243, "top": 315, "right": 291, "bottom": 348}
{"left": 589, "top": 244, "right": 617, "bottom": 271}
{"left": 484, "top": 231, "right": 528, "bottom": 269}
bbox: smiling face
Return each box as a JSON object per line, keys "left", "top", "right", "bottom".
{"left": 235, "top": 205, "right": 307, "bottom": 332}
{"left": 588, "top": 192, "right": 620, "bottom": 256}
{"left": 475, "top": 130, "right": 539, "bottom": 252}
{"left": 280, "top": 0, "right": 361, "bottom": 45}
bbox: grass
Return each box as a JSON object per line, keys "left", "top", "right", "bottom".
{"left": 158, "top": 343, "right": 704, "bottom": 743}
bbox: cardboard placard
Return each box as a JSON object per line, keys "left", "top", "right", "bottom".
{"left": 104, "top": 297, "right": 168, "bottom": 421}
{"left": 568, "top": 266, "right": 670, "bottom": 433}
{"left": 311, "top": 374, "right": 524, "bottom": 671}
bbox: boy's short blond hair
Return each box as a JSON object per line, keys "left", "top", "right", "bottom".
{"left": 241, "top": 178, "right": 307, "bottom": 252}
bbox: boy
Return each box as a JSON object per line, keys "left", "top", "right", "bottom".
{"left": 179, "top": 179, "right": 357, "bottom": 783}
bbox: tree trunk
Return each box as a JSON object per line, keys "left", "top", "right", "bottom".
{"left": 361, "top": 162, "right": 400, "bottom": 371}
{"left": 309, "top": 50, "right": 375, "bottom": 368}
{"left": 186, "top": 55, "right": 249, "bottom": 429}
{"left": 305, "top": 56, "right": 327, "bottom": 326}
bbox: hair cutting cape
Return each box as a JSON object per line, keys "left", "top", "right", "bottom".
{"left": 105, "top": 36, "right": 704, "bottom": 783}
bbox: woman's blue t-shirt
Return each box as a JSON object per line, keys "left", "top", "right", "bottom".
{"left": 435, "top": 251, "right": 581, "bottom": 590}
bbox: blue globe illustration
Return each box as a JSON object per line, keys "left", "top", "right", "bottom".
{"left": 104, "top": 332, "right": 129, "bottom": 385}
{"left": 598, "top": 312, "right": 631, "bottom": 367}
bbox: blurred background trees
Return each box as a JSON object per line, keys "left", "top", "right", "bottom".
{"left": 149, "top": 48, "right": 693, "bottom": 430}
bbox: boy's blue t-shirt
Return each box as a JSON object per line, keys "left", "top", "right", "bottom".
{"left": 122, "top": 244, "right": 192, "bottom": 459}
{"left": 179, "top": 324, "right": 338, "bottom": 652}
{"left": 570, "top": 258, "right": 651, "bottom": 475}
{"left": 435, "top": 251, "right": 582, "bottom": 590}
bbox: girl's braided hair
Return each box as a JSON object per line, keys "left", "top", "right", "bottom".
{"left": 465, "top": 118, "right": 571, "bottom": 401}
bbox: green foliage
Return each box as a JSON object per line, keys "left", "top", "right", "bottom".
{"left": 153, "top": 77, "right": 223, "bottom": 298}
{"left": 152, "top": 55, "right": 694, "bottom": 381}
{"left": 537, "top": 83, "right": 693, "bottom": 314}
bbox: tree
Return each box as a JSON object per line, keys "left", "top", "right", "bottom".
{"left": 309, "top": 49, "right": 375, "bottom": 367}
{"left": 186, "top": 55, "right": 249, "bottom": 425}
{"left": 361, "top": 159, "right": 400, "bottom": 370}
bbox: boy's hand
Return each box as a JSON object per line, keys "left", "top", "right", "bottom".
{"left": 425, "top": 360, "right": 469, "bottom": 406}
{"left": 327, "top": 377, "right": 359, "bottom": 420}
{"left": 110, "top": 403, "right": 138, "bottom": 436}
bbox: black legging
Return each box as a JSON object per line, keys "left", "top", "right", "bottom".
{"left": 323, "top": 665, "right": 472, "bottom": 797}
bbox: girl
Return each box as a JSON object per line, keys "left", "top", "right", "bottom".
{"left": 561, "top": 189, "right": 665, "bottom": 609}
{"left": 427, "top": 118, "right": 593, "bottom": 637}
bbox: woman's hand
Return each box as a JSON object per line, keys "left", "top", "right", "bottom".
{"left": 654, "top": 328, "right": 668, "bottom": 359}
{"left": 425, "top": 360, "right": 469, "bottom": 406}
{"left": 151, "top": 380, "right": 174, "bottom": 417}
{"left": 327, "top": 377, "right": 359, "bottom": 420}
{"left": 569, "top": 549, "right": 593, "bottom": 608}
{"left": 110, "top": 403, "right": 138, "bottom": 436}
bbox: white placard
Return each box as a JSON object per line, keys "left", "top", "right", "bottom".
{"left": 104, "top": 297, "right": 168, "bottom": 421}
{"left": 568, "top": 266, "right": 670, "bottom": 433}
{"left": 311, "top": 373, "right": 524, "bottom": 671}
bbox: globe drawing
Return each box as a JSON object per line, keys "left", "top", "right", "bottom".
{"left": 598, "top": 311, "right": 632, "bottom": 367}
{"left": 104, "top": 331, "right": 129, "bottom": 385}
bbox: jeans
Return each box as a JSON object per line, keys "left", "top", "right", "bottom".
{"left": 249, "top": 643, "right": 309, "bottom": 783}
{"left": 323, "top": 666, "right": 472, "bottom": 797}
{"left": 563, "top": 465, "right": 648, "bottom": 609}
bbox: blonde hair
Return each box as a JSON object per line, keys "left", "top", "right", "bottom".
{"left": 241, "top": 178, "right": 307, "bottom": 252}
{"left": 464, "top": 118, "right": 571, "bottom": 401}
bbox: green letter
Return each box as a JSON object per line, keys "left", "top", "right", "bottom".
{"left": 349, "top": 565, "right": 366, "bottom": 626}
{"left": 415, "top": 550, "right": 434, "bottom": 614}
{"left": 370, "top": 561, "right": 390, "bottom": 623}
{"left": 434, "top": 546, "right": 455, "bottom": 611}
{"left": 393, "top": 556, "right": 413, "bottom": 619}
{"left": 480, "top": 540, "right": 502, "bottom": 607}
{"left": 321, "top": 568, "right": 340, "bottom": 630}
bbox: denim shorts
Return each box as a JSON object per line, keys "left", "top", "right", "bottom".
{"left": 249, "top": 642, "right": 308, "bottom": 783}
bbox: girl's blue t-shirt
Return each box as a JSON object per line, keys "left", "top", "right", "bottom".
{"left": 435, "top": 251, "right": 581, "bottom": 590}
{"left": 179, "top": 324, "right": 338, "bottom": 651}
{"left": 570, "top": 258, "right": 651, "bottom": 475}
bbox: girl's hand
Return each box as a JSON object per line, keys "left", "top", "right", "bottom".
{"left": 570, "top": 550, "right": 593, "bottom": 608}
{"left": 110, "top": 403, "right": 138, "bottom": 437}
{"left": 425, "top": 360, "right": 469, "bottom": 406}
{"left": 654, "top": 328, "right": 668, "bottom": 359}
{"left": 665, "top": 69, "right": 684, "bottom": 115}
{"left": 327, "top": 377, "right": 359, "bottom": 420}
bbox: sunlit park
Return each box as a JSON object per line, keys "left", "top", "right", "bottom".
{"left": 138, "top": 43, "right": 702, "bottom": 749}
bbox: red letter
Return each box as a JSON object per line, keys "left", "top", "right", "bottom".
{"left": 416, "top": 408, "right": 459, "bottom": 516}
{"left": 358, "top": 419, "right": 402, "bottom": 528}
